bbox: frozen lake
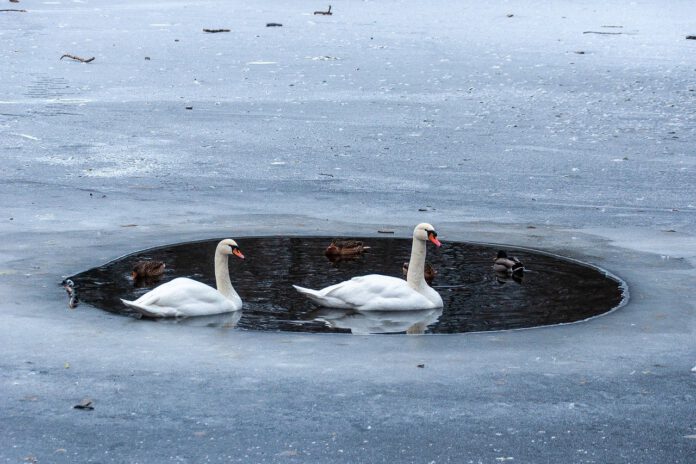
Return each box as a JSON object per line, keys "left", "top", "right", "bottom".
{"left": 1, "top": 1, "right": 695, "bottom": 462}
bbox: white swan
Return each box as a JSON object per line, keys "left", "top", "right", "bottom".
{"left": 293, "top": 223, "right": 443, "bottom": 311}
{"left": 121, "top": 239, "right": 245, "bottom": 318}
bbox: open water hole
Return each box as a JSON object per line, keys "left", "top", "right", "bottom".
{"left": 69, "top": 236, "right": 626, "bottom": 334}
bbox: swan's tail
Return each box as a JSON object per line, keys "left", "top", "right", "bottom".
{"left": 293, "top": 284, "right": 353, "bottom": 309}
{"left": 292, "top": 285, "right": 329, "bottom": 305}
{"left": 120, "top": 298, "right": 162, "bottom": 318}
{"left": 293, "top": 285, "right": 320, "bottom": 297}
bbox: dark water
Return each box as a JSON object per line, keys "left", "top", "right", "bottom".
{"left": 68, "top": 237, "right": 626, "bottom": 334}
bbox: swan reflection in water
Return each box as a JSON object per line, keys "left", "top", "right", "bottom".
{"left": 310, "top": 307, "right": 443, "bottom": 335}
{"left": 134, "top": 310, "right": 243, "bottom": 329}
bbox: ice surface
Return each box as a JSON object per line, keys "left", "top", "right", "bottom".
{"left": 1, "top": 1, "right": 695, "bottom": 462}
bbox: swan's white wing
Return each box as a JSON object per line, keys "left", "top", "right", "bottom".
{"left": 296, "top": 274, "right": 441, "bottom": 311}
{"left": 122, "top": 277, "right": 240, "bottom": 317}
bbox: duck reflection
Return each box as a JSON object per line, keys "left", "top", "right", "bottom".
{"left": 495, "top": 271, "right": 524, "bottom": 285}
{"left": 310, "top": 307, "right": 443, "bottom": 335}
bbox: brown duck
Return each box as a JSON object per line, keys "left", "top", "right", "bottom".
{"left": 402, "top": 262, "right": 437, "bottom": 285}
{"left": 325, "top": 239, "right": 370, "bottom": 257}
{"left": 131, "top": 260, "right": 166, "bottom": 281}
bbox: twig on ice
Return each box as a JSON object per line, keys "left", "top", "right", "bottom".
{"left": 314, "top": 5, "right": 332, "bottom": 15}
{"left": 60, "top": 54, "right": 95, "bottom": 63}
{"left": 583, "top": 31, "right": 623, "bottom": 35}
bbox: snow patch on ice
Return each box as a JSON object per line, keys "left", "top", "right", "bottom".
{"left": 36, "top": 156, "right": 79, "bottom": 166}
{"left": 581, "top": 227, "right": 696, "bottom": 264}
{"left": 83, "top": 161, "right": 158, "bottom": 178}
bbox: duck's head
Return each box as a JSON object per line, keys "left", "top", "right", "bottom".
{"left": 218, "top": 239, "right": 245, "bottom": 259}
{"left": 496, "top": 250, "right": 508, "bottom": 260}
{"left": 414, "top": 223, "right": 441, "bottom": 247}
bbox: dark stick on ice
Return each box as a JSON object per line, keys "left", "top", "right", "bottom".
{"left": 687, "top": 35, "right": 696, "bottom": 40}
{"left": 73, "top": 398, "right": 94, "bottom": 410}
{"left": 583, "top": 31, "right": 623, "bottom": 35}
{"left": 314, "top": 5, "right": 332, "bottom": 15}
{"left": 203, "top": 28, "right": 230, "bottom": 33}
{"left": 0, "top": 8, "right": 26, "bottom": 12}
{"left": 266, "top": 23, "right": 282, "bottom": 27}
{"left": 60, "top": 54, "right": 95, "bottom": 63}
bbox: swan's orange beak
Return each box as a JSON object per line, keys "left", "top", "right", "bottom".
{"left": 428, "top": 232, "right": 441, "bottom": 247}
{"left": 233, "top": 248, "right": 245, "bottom": 259}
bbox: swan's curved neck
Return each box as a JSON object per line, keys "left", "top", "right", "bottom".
{"left": 406, "top": 237, "right": 427, "bottom": 289}
{"left": 214, "top": 251, "right": 240, "bottom": 301}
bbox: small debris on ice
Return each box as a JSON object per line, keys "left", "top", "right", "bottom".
{"left": 73, "top": 398, "right": 94, "bottom": 410}
{"left": 314, "top": 5, "right": 332, "bottom": 16}
{"left": 13, "top": 133, "right": 40, "bottom": 141}
{"left": 60, "top": 54, "right": 95, "bottom": 63}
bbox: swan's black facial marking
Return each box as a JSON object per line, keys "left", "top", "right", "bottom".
{"left": 426, "top": 229, "right": 441, "bottom": 247}
{"left": 228, "top": 243, "right": 245, "bottom": 259}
